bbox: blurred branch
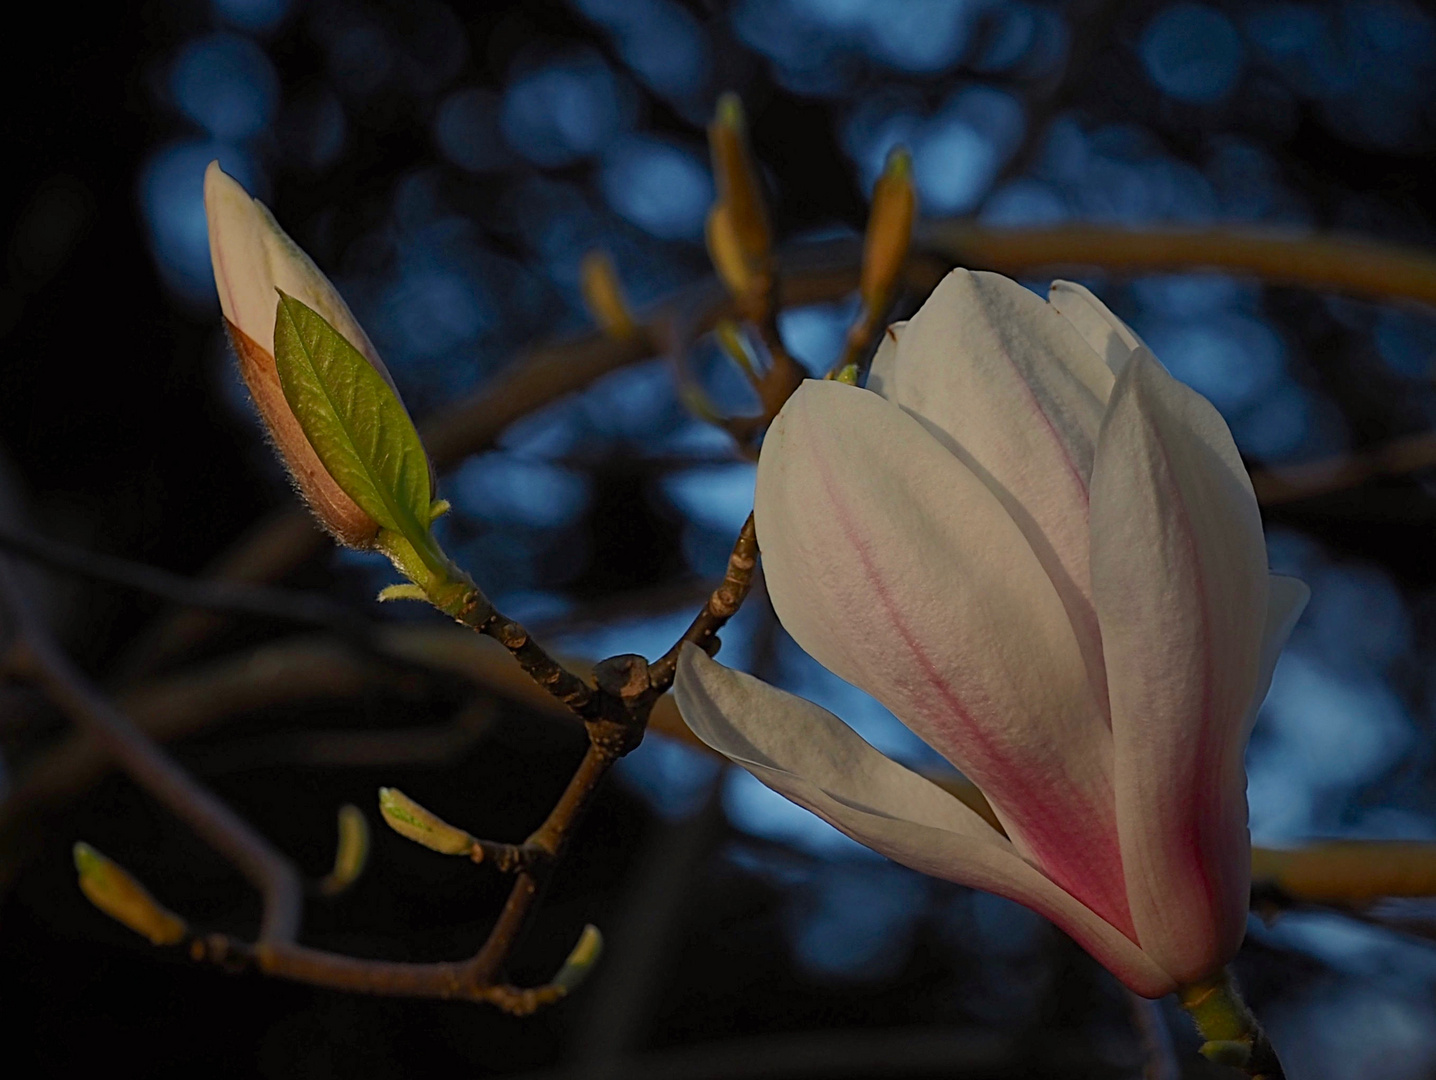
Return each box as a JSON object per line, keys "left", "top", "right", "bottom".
{"left": 1251, "top": 841, "right": 1436, "bottom": 905}
{"left": 0, "top": 557, "right": 305, "bottom": 943}
{"left": 137, "top": 223, "right": 1436, "bottom": 669}
{"left": 0, "top": 635, "right": 422, "bottom": 852}
{"left": 1249, "top": 431, "right": 1436, "bottom": 505}
{"left": 920, "top": 221, "right": 1436, "bottom": 305}
{"left": 123, "top": 224, "right": 1436, "bottom": 675}
{"left": 0, "top": 522, "right": 374, "bottom": 640}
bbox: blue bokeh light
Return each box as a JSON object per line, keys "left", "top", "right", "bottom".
{"left": 599, "top": 136, "right": 713, "bottom": 240}
{"left": 659, "top": 464, "right": 756, "bottom": 537}
{"left": 451, "top": 452, "right": 591, "bottom": 530}
{"left": 1141, "top": 3, "right": 1245, "bottom": 104}
{"left": 723, "top": 768, "right": 876, "bottom": 858}
{"left": 140, "top": 140, "right": 261, "bottom": 303}
{"left": 573, "top": 0, "right": 711, "bottom": 106}
{"left": 980, "top": 179, "right": 1068, "bottom": 225}
{"left": 615, "top": 737, "right": 723, "bottom": 820}
{"left": 1144, "top": 313, "right": 1286, "bottom": 414}
{"left": 501, "top": 52, "right": 632, "bottom": 167}
{"left": 326, "top": 23, "right": 395, "bottom": 98}
{"left": 788, "top": 863, "right": 926, "bottom": 978}
{"left": 171, "top": 33, "right": 280, "bottom": 141}
{"left": 1375, "top": 308, "right": 1436, "bottom": 378}
{"left": 434, "top": 88, "right": 509, "bottom": 173}
{"left": 211, "top": 0, "right": 290, "bottom": 32}
{"left": 778, "top": 301, "right": 860, "bottom": 376}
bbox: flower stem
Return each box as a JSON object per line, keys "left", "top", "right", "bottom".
{"left": 1177, "top": 969, "right": 1286, "bottom": 1079}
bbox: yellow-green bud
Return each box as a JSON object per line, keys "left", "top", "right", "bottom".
{"left": 378, "top": 788, "right": 475, "bottom": 856}
{"left": 860, "top": 146, "right": 916, "bottom": 317}
{"left": 579, "top": 250, "right": 638, "bottom": 341}
{"left": 73, "top": 842, "right": 188, "bottom": 946}
{"left": 319, "top": 805, "right": 370, "bottom": 896}
{"left": 552, "top": 924, "right": 604, "bottom": 994}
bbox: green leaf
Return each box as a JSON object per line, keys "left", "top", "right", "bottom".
{"left": 272, "top": 291, "right": 439, "bottom": 568}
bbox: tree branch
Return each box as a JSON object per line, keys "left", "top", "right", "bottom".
{"left": 649, "top": 514, "right": 759, "bottom": 692}
{"left": 126, "top": 222, "right": 1436, "bottom": 675}
{"left": 0, "top": 557, "right": 305, "bottom": 943}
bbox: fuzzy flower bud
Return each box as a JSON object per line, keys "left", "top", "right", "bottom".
{"left": 204, "top": 162, "right": 425, "bottom": 548}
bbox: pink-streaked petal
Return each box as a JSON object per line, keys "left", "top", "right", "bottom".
{"left": 867, "top": 270, "right": 1115, "bottom": 715}
{"left": 756, "top": 379, "right": 1133, "bottom": 934}
{"left": 674, "top": 646, "right": 1175, "bottom": 997}
{"left": 1091, "top": 348, "right": 1270, "bottom": 983}
{"left": 1047, "top": 280, "right": 1147, "bottom": 380}
{"left": 205, "top": 162, "right": 387, "bottom": 377}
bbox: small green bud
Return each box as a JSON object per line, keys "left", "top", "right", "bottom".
{"left": 551, "top": 924, "right": 604, "bottom": 994}
{"left": 319, "top": 805, "right": 370, "bottom": 896}
{"left": 378, "top": 788, "right": 475, "bottom": 856}
{"left": 73, "top": 842, "right": 188, "bottom": 946}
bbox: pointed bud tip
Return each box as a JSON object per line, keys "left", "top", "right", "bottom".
{"left": 882, "top": 145, "right": 912, "bottom": 178}
{"left": 72, "top": 841, "right": 102, "bottom": 874}
{"left": 378, "top": 787, "right": 475, "bottom": 856}
{"left": 73, "top": 842, "right": 187, "bottom": 946}
{"left": 715, "top": 92, "right": 745, "bottom": 131}
{"left": 320, "top": 805, "right": 370, "bottom": 896}
{"left": 552, "top": 924, "right": 604, "bottom": 994}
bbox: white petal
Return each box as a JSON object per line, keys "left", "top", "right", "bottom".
{"left": 868, "top": 270, "right": 1115, "bottom": 715}
{"left": 205, "top": 162, "right": 385, "bottom": 372}
{"left": 1048, "top": 280, "right": 1147, "bottom": 380}
{"left": 755, "top": 379, "right": 1133, "bottom": 933}
{"left": 675, "top": 646, "right": 1175, "bottom": 997}
{"left": 1091, "top": 349, "right": 1270, "bottom": 983}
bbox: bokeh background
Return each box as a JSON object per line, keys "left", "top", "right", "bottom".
{"left": 4, "top": 0, "right": 1436, "bottom": 1076}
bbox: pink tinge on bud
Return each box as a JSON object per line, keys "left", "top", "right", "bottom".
{"left": 223, "top": 318, "right": 378, "bottom": 547}
{"left": 204, "top": 162, "right": 429, "bottom": 546}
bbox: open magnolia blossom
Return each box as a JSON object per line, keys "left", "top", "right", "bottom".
{"left": 675, "top": 269, "right": 1309, "bottom": 998}
{"left": 205, "top": 161, "right": 420, "bottom": 548}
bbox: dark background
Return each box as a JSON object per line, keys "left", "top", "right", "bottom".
{"left": 4, "top": 0, "right": 1436, "bottom": 1076}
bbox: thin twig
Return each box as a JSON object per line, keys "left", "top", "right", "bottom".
{"left": 649, "top": 514, "right": 759, "bottom": 692}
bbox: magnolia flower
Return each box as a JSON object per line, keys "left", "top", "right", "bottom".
{"left": 205, "top": 162, "right": 419, "bottom": 548}
{"left": 675, "top": 269, "right": 1308, "bottom": 998}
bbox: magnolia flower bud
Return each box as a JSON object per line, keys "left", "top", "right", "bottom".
{"left": 675, "top": 269, "right": 1309, "bottom": 998}
{"left": 205, "top": 162, "right": 424, "bottom": 548}
{"left": 705, "top": 93, "right": 771, "bottom": 302}
{"left": 579, "top": 250, "right": 637, "bottom": 341}
{"left": 859, "top": 146, "right": 915, "bottom": 317}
